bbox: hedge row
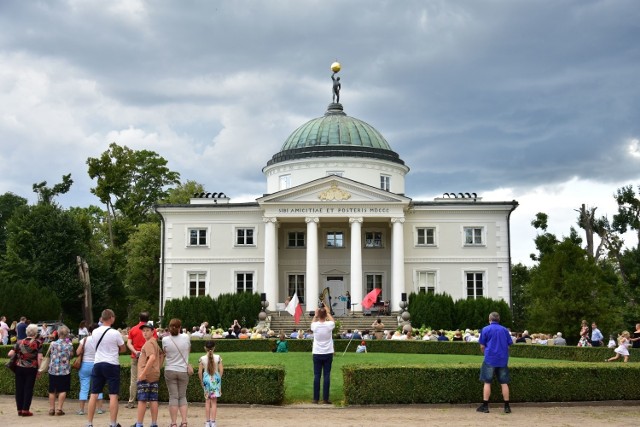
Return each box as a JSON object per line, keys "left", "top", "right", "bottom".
{"left": 343, "top": 363, "right": 640, "bottom": 404}
{"left": 3, "top": 340, "right": 638, "bottom": 362}
{"left": 0, "top": 365, "right": 285, "bottom": 405}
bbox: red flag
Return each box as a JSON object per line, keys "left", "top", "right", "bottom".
{"left": 285, "top": 293, "right": 303, "bottom": 324}
{"left": 361, "top": 288, "right": 382, "bottom": 309}
{"left": 294, "top": 303, "right": 303, "bottom": 324}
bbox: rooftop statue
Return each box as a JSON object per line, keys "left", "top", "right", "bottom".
{"left": 331, "top": 61, "right": 341, "bottom": 103}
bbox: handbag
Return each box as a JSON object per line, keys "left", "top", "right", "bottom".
{"left": 170, "top": 336, "right": 194, "bottom": 376}
{"left": 38, "top": 345, "right": 51, "bottom": 374}
{"left": 71, "top": 337, "right": 86, "bottom": 369}
{"left": 5, "top": 347, "right": 19, "bottom": 373}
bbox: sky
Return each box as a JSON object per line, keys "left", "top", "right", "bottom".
{"left": 1, "top": 0, "right": 639, "bottom": 265}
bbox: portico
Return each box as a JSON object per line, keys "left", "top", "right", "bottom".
{"left": 258, "top": 175, "right": 410, "bottom": 312}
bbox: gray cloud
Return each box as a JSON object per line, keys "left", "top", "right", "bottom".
{"left": 0, "top": 0, "right": 639, "bottom": 258}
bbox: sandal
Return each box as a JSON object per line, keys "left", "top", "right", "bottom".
{"left": 49, "top": 409, "right": 55, "bottom": 416}
{"left": 56, "top": 409, "right": 65, "bottom": 416}
{"left": 179, "top": 423, "right": 188, "bottom": 427}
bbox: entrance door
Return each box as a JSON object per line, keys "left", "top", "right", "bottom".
{"left": 324, "top": 276, "right": 346, "bottom": 316}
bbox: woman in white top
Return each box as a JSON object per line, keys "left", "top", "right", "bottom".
{"left": 162, "top": 318, "right": 192, "bottom": 427}
{"left": 75, "top": 323, "right": 104, "bottom": 415}
{"left": 310, "top": 301, "right": 335, "bottom": 404}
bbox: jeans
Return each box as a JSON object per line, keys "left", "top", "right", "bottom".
{"left": 78, "top": 361, "right": 103, "bottom": 401}
{"left": 15, "top": 366, "right": 37, "bottom": 411}
{"left": 313, "top": 353, "right": 333, "bottom": 401}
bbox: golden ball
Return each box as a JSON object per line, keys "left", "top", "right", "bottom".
{"left": 331, "top": 62, "right": 341, "bottom": 73}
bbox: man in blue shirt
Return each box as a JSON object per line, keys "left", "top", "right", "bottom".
{"left": 16, "top": 317, "right": 27, "bottom": 340}
{"left": 591, "top": 322, "right": 604, "bottom": 347}
{"left": 477, "top": 312, "right": 512, "bottom": 414}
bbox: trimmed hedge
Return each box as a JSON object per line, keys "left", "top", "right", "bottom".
{"left": 343, "top": 363, "right": 640, "bottom": 404}
{"left": 0, "top": 365, "right": 285, "bottom": 405}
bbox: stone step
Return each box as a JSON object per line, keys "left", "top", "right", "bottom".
{"left": 267, "top": 312, "right": 400, "bottom": 334}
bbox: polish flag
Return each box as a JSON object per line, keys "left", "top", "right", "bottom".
{"left": 285, "top": 293, "right": 303, "bottom": 324}
{"left": 361, "top": 288, "right": 382, "bottom": 309}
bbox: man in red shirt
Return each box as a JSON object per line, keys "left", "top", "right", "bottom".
{"left": 126, "top": 312, "right": 157, "bottom": 409}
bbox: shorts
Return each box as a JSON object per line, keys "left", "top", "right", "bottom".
{"left": 136, "top": 380, "right": 159, "bottom": 402}
{"left": 91, "top": 362, "right": 121, "bottom": 395}
{"left": 48, "top": 373, "right": 71, "bottom": 393}
{"left": 479, "top": 361, "right": 510, "bottom": 384}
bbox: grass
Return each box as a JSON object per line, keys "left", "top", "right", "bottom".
{"left": 183, "top": 351, "right": 574, "bottom": 404}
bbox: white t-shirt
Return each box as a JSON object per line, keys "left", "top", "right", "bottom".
{"left": 162, "top": 333, "right": 191, "bottom": 372}
{"left": 80, "top": 335, "right": 98, "bottom": 363}
{"left": 0, "top": 321, "right": 8, "bottom": 338}
{"left": 311, "top": 320, "right": 335, "bottom": 354}
{"left": 199, "top": 353, "right": 221, "bottom": 373}
{"left": 92, "top": 326, "right": 124, "bottom": 365}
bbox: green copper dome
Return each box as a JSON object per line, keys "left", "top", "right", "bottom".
{"left": 267, "top": 103, "right": 404, "bottom": 166}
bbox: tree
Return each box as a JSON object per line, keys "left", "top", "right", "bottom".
{"left": 124, "top": 222, "right": 161, "bottom": 324}
{"left": 530, "top": 213, "right": 559, "bottom": 261}
{"left": 32, "top": 174, "right": 73, "bottom": 205}
{"left": 2, "top": 203, "right": 90, "bottom": 323}
{"left": 613, "top": 184, "right": 640, "bottom": 244}
{"left": 526, "top": 238, "right": 621, "bottom": 343}
{"left": 0, "top": 192, "right": 28, "bottom": 260}
{"left": 87, "top": 143, "right": 180, "bottom": 246}
{"left": 510, "top": 263, "right": 531, "bottom": 330}
{"left": 161, "top": 180, "right": 205, "bottom": 205}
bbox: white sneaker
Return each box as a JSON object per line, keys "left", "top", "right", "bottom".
{"left": 211, "top": 422, "right": 217, "bottom": 427}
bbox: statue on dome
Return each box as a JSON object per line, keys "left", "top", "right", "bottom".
{"left": 331, "top": 61, "right": 341, "bottom": 103}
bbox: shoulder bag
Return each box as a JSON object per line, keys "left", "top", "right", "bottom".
{"left": 38, "top": 343, "right": 51, "bottom": 374}
{"left": 71, "top": 337, "right": 86, "bottom": 370}
{"left": 4, "top": 342, "right": 20, "bottom": 373}
{"left": 170, "top": 336, "right": 194, "bottom": 376}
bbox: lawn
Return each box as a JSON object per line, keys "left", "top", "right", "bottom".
{"left": 182, "top": 351, "right": 573, "bottom": 404}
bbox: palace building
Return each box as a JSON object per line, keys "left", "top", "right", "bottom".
{"left": 156, "top": 79, "right": 518, "bottom": 317}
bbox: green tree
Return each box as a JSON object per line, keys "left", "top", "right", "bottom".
{"left": 613, "top": 184, "right": 640, "bottom": 244}
{"left": 2, "top": 203, "right": 90, "bottom": 323}
{"left": 160, "top": 180, "right": 205, "bottom": 204}
{"left": 86, "top": 143, "right": 180, "bottom": 246}
{"left": 32, "top": 174, "right": 73, "bottom": 205}
{"left": 510, "top": 263, "right": 531, "bottom": 330}
{"left": 526, "top": 238, "right": 621, "bottom": 343}
{"left": 0, "top": 279, "right": 62, "bottom": 322}
{"left": 124, "top": 222, "right": 161, "bottom": 324}
{"left": 0, "top": 192, "right": 28, "bottom": 259}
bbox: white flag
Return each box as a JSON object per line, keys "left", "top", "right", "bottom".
{"left": 285, "top": 293, "right": 299, "bottom": 316}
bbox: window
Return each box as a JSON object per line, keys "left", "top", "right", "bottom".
{"left": 188, "top": 228, "right": 207, "bottom": 246}
{"left": 466, "top": 272, "right": 484, "bottom": 299}
{"left": 236, "top": 272, "right": 254, "bottom": 293}
{"left": 288, "top": 274, "right": 305, "bottom": 304}
{"left": 236, "top": 227, "right": 255, "bottom": 246}
{"left": 464, "top": 227, "right": 484, "bottom": 245}
{"left": 380, "top": 174, "right": 390, "bottom": 191}
{"left": 287, "top": 231, "right": 305, "bottom": 248}
{"left": 416, "top": 227, "right": 436, "bottom": 246}
{"left": 279, "top": 174, "right": 291, "bottom": 190}
{"left": 189, "top": 272, "right": 206, "bottom": 297}
{"left": 366, "top": 274, "right": 383, "bottom": 296}
{"left": 365, "top": 231, "right": 383, "bottom": 248}
{"left": 417, "top": 271, "right": 436, "bottom": 294}
{"left": 326, "top": 231, "right": 344, "bottom": 248}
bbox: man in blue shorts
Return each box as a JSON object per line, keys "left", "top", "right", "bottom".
{"left": 87, "top": 309, "right": 126, "bottom": 427}
{"left": 477, "top": 311, "right": 512, "bottom": 414}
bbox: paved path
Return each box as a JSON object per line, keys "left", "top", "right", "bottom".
{"left": 2, "top": 396, "right": 639, "bottom": 426}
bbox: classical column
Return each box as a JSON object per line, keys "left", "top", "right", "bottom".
{"left": 306, "top": 217, "right": 319, "bottom": 311}
{"left": 391, "top": 217, "right": 405, "bottom": 312}
{"left": 349, "top": 217, "right": 363, "bottom": 312}
{"left": 263, "top": 217, "right": 279, "bottom": 305}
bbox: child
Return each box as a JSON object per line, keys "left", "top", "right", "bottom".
{"left": 133, "top": 321, "right": 163, "bottom": 427}
{"left": 606, "top": 331, "right": 631, "bottom": 363}
{"left": 607, "top": 334, "right": 617, "bottom": 348}
{"left": 356, "top": 340, "right": 367, "bottom": 353}
{"left": 275, "top": 333, "right": 288, "bottom": 353}
{"left": 199, "top": 340, "right": 223, "bottom": 427}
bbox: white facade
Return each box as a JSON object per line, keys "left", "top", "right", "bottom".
{"left": 156, "top": 102, "right": 518, "bottom": 316}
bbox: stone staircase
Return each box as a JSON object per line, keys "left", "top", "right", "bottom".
{"left": 267, "top": 311, "right": 400, "bottom": 335}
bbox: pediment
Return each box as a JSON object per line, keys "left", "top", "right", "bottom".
{"left": 257, "top": 176, "right": 411, "bottom": 205}
{"left": 321, "top": 269, "right": 349, "bottom": 276}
